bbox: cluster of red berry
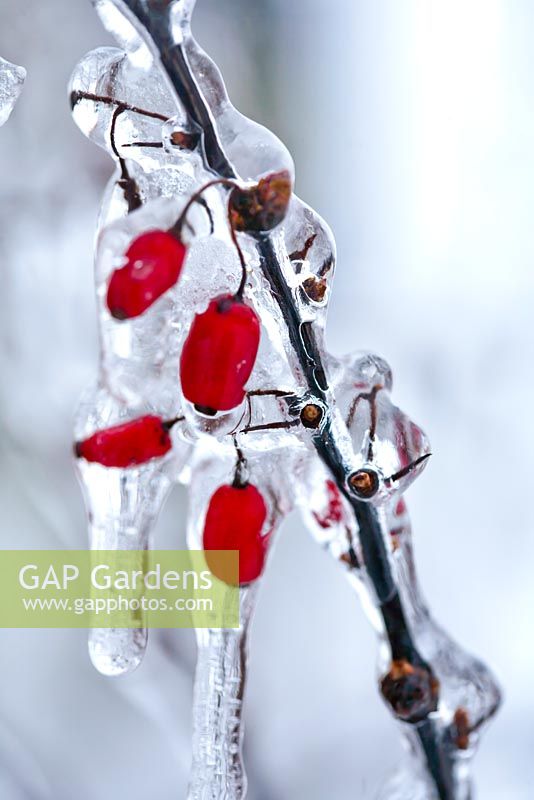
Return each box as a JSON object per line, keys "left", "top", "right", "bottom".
{"left": 75, "top": 173, "right": 291, "bottom": 585}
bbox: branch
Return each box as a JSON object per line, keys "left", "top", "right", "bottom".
{"left": 107, "top": 2, "right": 457, "bottom": 796}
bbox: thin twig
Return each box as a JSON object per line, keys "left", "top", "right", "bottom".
{"left": 242, "top": 420, "right": 300, "bottom": 434}
{"left": 122, "top": 141, "right": 164, "bottom": 148}
{"left": 70, "top": 89, "right": 169, "bottom": 121}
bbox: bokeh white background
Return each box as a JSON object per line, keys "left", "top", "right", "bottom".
{"left": 0, "top": 0, "right": 533, "bottom": 797}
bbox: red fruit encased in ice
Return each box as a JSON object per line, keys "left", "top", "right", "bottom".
{"left": 107, "top": 230, "right": 186, "bottom": 319}
{"left": 203, "top": 483, "right": 268, "bottom": 585}
{"left": 180, "top": 294, "right": 261, "bottom": 413}
{"left": 75, "top": 415, "right": 172, "bottom": 467}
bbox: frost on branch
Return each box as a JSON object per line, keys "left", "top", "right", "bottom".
{"left": 70, "top": 1, "right": 500, "bottom": 798}
{"left": 0, "top": 57, "right": 25, "bottom": 127}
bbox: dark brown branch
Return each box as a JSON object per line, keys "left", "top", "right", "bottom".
{"left": 114, "top": 5, "right": 456, "bottom": 797}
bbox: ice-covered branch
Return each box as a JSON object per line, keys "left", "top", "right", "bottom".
{"left": 71, "top": 1, "right": 500, "bottom": 797}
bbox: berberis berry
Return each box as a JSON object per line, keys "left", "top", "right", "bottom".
{"left": 75, "top": 415, "right": 172, "bottom": 467}
{"left": 107, "top": 230, "right": 186, "bottom": 319}
{"left": 203, "top": 483, "right": 268, "bottom": 585}
{"left": 180, "top": 294, "right": 260, "bottom": 414}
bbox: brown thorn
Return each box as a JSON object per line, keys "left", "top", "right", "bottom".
{"left": 318, "top": 254, "right": 334, "bottom": 278}
{"left": 70, "top": 90, "right": 169, "bottom": 122}
{"left": 385, "top": 454, "right": 432, "bottom": 485}
{"left": 289, "top": 233, "right": 317, "bottom": 267}
{"left": 242, "top": 419, "right": 300, "bottom": 435}
{"left": 247, "top": 389, "right": 295, "bottom": 398}
{"left": 122, "top": 141, "right": 164, "bottom": 149}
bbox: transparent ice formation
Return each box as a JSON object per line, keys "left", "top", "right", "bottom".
{"left": 71, "top": 2, "right": 500, "bottom": 798}
{"left": 0, "top": 57, "right": 25, "bottom": 127}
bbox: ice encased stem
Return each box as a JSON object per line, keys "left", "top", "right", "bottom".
{"left": 184, "top": 445, "right": 293, "bottom": 800}
{"left": 301, "top": 360, "right": 500, "bottom": 798}
{"left": 72, "top": 1, "right": 501, "bottom": 796}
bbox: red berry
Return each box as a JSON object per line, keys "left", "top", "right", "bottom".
{"left": 203, "top": 483, "right": 268, "bottom": 585}
{"left": 312, "top": 479, "right": 344, "bottom": 529}
{"left": 106, "top": 230, "right": 186, "bottom": 319}
{"left": 75, "top": 415, "right": 172, "bottom": 467}
{"left": 394, "top": 498, "right": 407, "bottom": 517}
{"left": 180, "top": 295, "right": 261, "bottom": 414}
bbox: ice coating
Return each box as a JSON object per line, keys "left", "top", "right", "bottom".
{"left": 72, "top": 2, "right": 500, "bottom": 798}
{"left": 0, "top": 57, "right": 25, "bottom": 127}
{"left": 184, "top": 441, "right": 296, "bottom": 798}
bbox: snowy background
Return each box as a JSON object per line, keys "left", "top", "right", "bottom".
{"left": 0, "top": 0, "right": 532, "bottom": 798}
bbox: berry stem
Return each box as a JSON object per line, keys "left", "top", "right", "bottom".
{"left": 170, "top": 177, "right": 235, "bottom": 236}
{"left": 228, "top": 205, "right": 248, "bottom": 299}
{"left": 109, "top": 104, "right": 142, "bottom": 212}
{"left": 169, "top": 178, "right": 246, "bottom": 288}
{"left": 162, "top": 415, "right": 185, "bottom": 431}
{"left": 232, "top": 438, "right": 248, "bottom": 488}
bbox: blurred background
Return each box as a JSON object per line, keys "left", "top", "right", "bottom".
{"left": 0, "top": 0, "right": 532, "bottom": 797}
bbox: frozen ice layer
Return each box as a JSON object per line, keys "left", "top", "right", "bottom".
{"left": 0, "top": 57, "right": 25, "bottom": 127}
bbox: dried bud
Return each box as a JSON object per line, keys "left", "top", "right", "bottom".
{"left": 170, "top": 130, "right": 201, "bottom": 150}
{"left": 302, "top": 276, "right": 328, "bottom": 304}
{"left": 229, "top": 170, "right": 292, "bottom": 233}
{"left": 452, "top": 707, "right": 470, "bottom": 750}
{"left": 380, "top": 660, "right": 440, "bottom": 724}
{"left": 348, "top": 468, "right": 379, "bottom": 499}
{"left": 300, "top": 403, "right": 324, "bottom": 429}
